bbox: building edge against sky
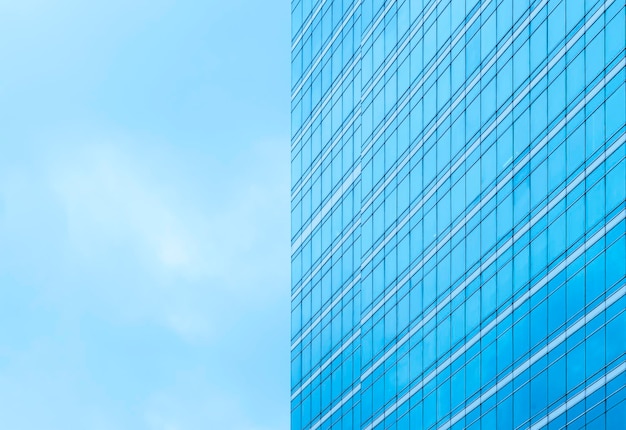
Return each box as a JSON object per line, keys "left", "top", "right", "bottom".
{"left": 291, "top": 1, "right": 625, "bottom": 429}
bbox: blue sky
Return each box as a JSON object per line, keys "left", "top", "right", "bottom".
{"left": 0, "top": 1, "right": 290, "bottom": 429}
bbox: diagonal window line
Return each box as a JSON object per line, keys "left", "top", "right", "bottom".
{"left": 290, "top": 130, "right": 624, "bottom": 356}
{"left": 528, "top": 362, "right": 626, "bottom": 430}
{"left": 436, "top": 285, "right": 626, "bottom": 430}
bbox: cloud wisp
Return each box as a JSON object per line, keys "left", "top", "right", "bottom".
{"left": 0, "top": 133, "right": 290, "bottom": 429}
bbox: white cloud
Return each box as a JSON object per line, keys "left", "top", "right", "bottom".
{"left": 49, "top": 142, "right": 204, "bottom": 278}
{"left": 0, "top": 131, "right": 290, "bottom": 430}
{"left": 0, "top": 132, "right": 290, "bottom": 341}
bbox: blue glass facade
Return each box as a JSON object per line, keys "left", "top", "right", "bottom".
{"left": 291, "top": 0, "right": 625, "bottom": 429}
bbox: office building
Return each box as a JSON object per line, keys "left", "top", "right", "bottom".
{"left": 291, "top": 0, "right": 625, "bottom": 428}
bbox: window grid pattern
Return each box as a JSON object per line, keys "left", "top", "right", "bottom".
{"left": 291, "top": 0, "right": 626, "bottom": 429}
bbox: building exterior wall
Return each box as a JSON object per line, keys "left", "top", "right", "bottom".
{"left": 291, "top": 0, "right": 625, "bottom": 428}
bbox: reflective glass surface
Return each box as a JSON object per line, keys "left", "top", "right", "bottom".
{"left": 291, "top": 0, "right": 626, "bottom": 428}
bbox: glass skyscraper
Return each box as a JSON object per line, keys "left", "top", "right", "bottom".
{"left": 291, "top": 0, "right": 625, "bottom": 428}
